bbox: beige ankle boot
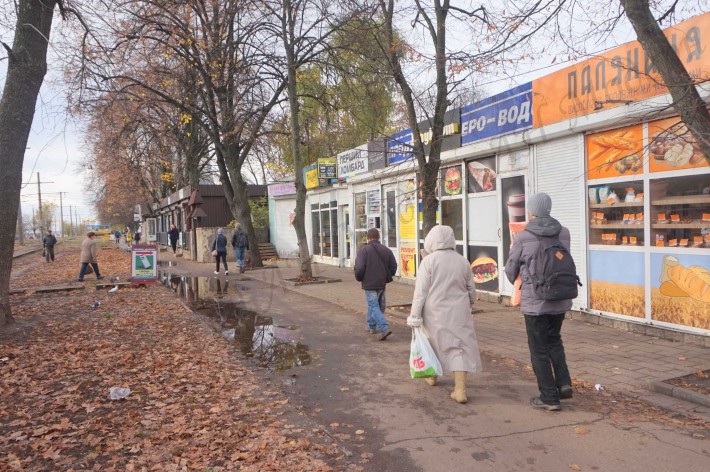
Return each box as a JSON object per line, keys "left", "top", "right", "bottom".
{"left": 424, "top": 376, "right": 438, "bottom": 386}
{"left": 450, "top": 371, "right": 468, "bottom": 403}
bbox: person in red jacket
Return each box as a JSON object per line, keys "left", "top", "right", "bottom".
{"left": 354, "top": 228, "right": 397, "bottom": 340}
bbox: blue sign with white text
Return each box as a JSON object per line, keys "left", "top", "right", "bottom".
{"left": 386, "top": 128, "right": 414, "bottom": 165}
{"left": 461, "top": 82, "right": 532, "bottom": 146}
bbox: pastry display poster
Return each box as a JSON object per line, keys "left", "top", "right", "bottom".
{"left": 400, "top": 243, "right": 417, "bottom": 279}
{"left": 586, "top": 124, "right": 643, "bottom": 180}
{"left": 466, "top": 156, "right": 497, "bottom": 193}
{"left": 589, "top": 250, "right": 645, "bottom": 318}
{"left": 651, "top": 253, "right": 710, "bottom": 330}
{"left": 467, "top": 245, "right": 499, "bottom": 293}
{"left": 649, "top": 116, "right": 708, "bottom": 173}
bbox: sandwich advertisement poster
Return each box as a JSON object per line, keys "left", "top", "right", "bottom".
{"left": 651, "top": 253, "right": 710, "bottom": 330}
{"left": 589, "top": 250, "right": 645, "bottom": 318}
{"left": 466, "top": 156, "right": 496, "bottom": 193}
{"left": 441, "top": 166, "right": 463, "bottom": 196}
{"left": 468, "top": 246, "right": 499, "bottom": 293}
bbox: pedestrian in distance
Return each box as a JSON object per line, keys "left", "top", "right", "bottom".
{"left": 354, "top": 227, "right": 397, "bottom": 341}
{"left": 231, "top": 223, "right": 250, "bottom": 273}
{"left": 133, "top": 230, "right": 141, "bottom": 245}
{"left": 505, "top": 192, "right": 577, "bottom": 411}
{"left": 78, "top": 231, "right": 103, "bottom": 281}
{"left": 168, "top": 224, "right": 180, "bottom": 255}
{"left": 406, "top": 225, "right": 482, "bottom": 404}
{"left": 114, "top": 229, "right": 121, "bottom": 245}
{"left": 43, "top": 229, "right": 57, "bottom": 262}
{"left": 212, "top": 227, "right": 229, "bottom": 275}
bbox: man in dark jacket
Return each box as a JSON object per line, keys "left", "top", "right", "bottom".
{"left": 505, "top": 192, "right": 573, "bottom": 411}
{"left": 43, "top": 229, "right": 57, "bottom": 262}
{"left": 354, "top": 228, "right": 397, "bottom": 340}
{"left": 168, "top": 224, "right": 180, "bottom": 254}
{"left": 231, "top": 223, "right": 250, "bottom": 273}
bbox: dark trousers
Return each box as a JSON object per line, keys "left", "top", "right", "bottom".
{"left": 79, "top": 263, "right": 101, "bottom": 280}
{"left": 524, "top": 313, "right": 571, "bottom": 404}
{"left": 215, "top": 253, "right": 228, "bottom": 272}
{"left": 170, "top": 241, "right": 178, "bottom": 253}
{"left": 45, "top": 246, "right": 55, "bottom": 262}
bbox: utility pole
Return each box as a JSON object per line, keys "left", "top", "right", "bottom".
{"left": 17, "top": 205, "right": 24, "bottom": 245}
{"left": 37, "top": 173, "right": 43, "bottom": 234}
{"left": 69, "top": 206, "right": 73, "bottom": 237}
{"left": 59, "top": 192, "right": 64, "bottom": 237}
{"left": 36, "top": 172, "right": 53, "bottom": 235}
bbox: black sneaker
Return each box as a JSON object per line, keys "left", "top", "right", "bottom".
{"left": 530, "top": 396, "right": 561, "bottom": 411}
{"left": 96, "top": 276, "right": 104, "bottom": 280}
{"left": 379, "top": 330, "right": 392, "bottom": 341}
{"left": 559, "top": 385, "right": 573, "bottom": 399}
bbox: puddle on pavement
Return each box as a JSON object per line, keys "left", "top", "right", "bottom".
{"left": 159, "top": 271, "right": 310, "bottom": 373}
{"left": 159, "top": 271, "right": 232, "bottom": 303}
{"left": 157, "top": 260, "right": 178, "bottom": 267}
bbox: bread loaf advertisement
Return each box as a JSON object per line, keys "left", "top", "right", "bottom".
{"left": 585, "top": 124, "right": 643, "bottom": 180}
{"left": 652, "top": 254, "right": 710, "bottom": 330}
{"left": 467, "top": 246, "right": 499, "bottom": 293}
{"left": 589, "top": 250, "right": 645, "bottom": 318}
{"left": 649, "top": 117, "right": 708, "bottom": 173}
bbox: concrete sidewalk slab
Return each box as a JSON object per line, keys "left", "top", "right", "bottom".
{"left": 160, "top": 255, "right": 710, "bottom": 415}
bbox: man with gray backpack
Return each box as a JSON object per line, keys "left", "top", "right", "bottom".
{"left": 505, "top": 192, "right": 581, "bottom": 411}
{"left": 231, "top": 224, "right": 250, "bottom": 273}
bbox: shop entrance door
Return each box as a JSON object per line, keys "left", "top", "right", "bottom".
{"left": 339, "top": 205, "right": 351, "bottom": 267}
{"left": 499, "top": 173, "right": 528, "bottom": 296}
{"left": 382, "top": 184, "right": 399, "bottom": 270}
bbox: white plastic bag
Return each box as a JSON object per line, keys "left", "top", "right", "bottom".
{"left": 409, "top": 327, "right": 443, "bottom": 379}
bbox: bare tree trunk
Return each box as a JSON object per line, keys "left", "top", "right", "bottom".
{"left": 622, "top": 0, "right": 710, "bottom": 163}
{"left": 0, "top": 0, "right": 57, "bottom": 326}
{"left": 282, "top": 0, "right": 313, "bottom": 278}
{"left": 379, "top": 0, "right": 449, "bottom": 237}
{"left": 214, "top": 145, "right": 263, "bottom": 268}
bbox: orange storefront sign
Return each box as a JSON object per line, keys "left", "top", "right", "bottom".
{"left": 533, "top": 12, "right": 710, "bottom": 128}
{"left": 586, "top": 124, "right": 643, "bottom": 180}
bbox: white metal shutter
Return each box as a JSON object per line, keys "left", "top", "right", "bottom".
{"left": 534, "top": 135, "right": 588, "bottom": 309}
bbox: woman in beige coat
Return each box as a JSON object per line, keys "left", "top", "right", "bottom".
{"left": 78, "top": 232, "right": 103, "bottom": 281}
{"left": 406, "top": 225, "right": 482, "bottom": 403}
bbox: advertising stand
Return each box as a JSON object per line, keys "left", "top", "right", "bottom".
{"left": 130, "top": 244, "right": 158, "bottom": 284}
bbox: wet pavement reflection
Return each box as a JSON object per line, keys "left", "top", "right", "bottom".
{"left": 159, "top": 271, "right": 310, "bottom": 373}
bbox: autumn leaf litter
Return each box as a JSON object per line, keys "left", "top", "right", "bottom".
{"left": 1, "top": 242, "right": 359, "bottom": 471}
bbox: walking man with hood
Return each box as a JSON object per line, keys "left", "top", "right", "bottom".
{"left": 505, "top": 192, "right": 575, "bottom": 411}
{"left": 354, "top": 228, "right": 397, "bottom": 340}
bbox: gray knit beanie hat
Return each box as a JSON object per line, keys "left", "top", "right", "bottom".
{"left": 528, "top": 192, "right": 552, "bottom": 217}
